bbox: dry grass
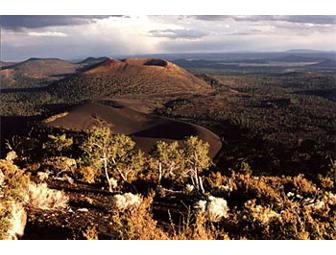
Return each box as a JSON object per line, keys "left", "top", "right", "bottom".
{"left": 83, "top": 225, "right": 99, "bottom": 240}
{"left": 0, "top": 200, "right": 27, "bottom": 240}
{"left": 205, "top": 168, "right": 336, "bottom": 240}
{"left": 109, "top": 192, "right": 169, "bottom": 240}
{"left": 41, "top": 156, "right": 77, "bottom": 174}
{"left": 0, "top": 160, "right": 30, "bottom": 239}
{"left": 0, "top": 159, "right": 69, "bottom": 239}
{"left": 2, "top": 128, "right": 336, "bottom": 240}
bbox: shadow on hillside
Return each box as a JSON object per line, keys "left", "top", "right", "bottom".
{"left": 0, "top": 71, "right": 80, "bottom": 93}
{"left": 0, "top": 87, "right": 46, "bottom": 93}
{"left": 133, "top": 121, "right": 199, "bottom": 140}
{"left": 0, "top": 115, "right": 42, "bottom": 157}
{"left": 293, "top": 88, "right": 336, "bottom": 101}
{"left": 43, "top": 103, "right": 80, "bottom": 112}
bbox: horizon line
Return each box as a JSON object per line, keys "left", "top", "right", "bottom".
{"left": 2, "top": 48, "right": 336, "bottom": 63}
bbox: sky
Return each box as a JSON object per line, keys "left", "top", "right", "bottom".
{"left": 1, "top": 15, "right": 336, "bottom": 61}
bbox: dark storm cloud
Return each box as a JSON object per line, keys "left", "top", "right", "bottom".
{"left": 279, "top": 15, "right": 336, "bottom": 24}
{"left": 194, "top": 15, "right": 336, "bottom": 25}
{"left": 0, "top": 15, "right": 125, "bottom": 30}
{"left": 149, "top": 28, "right": 207, "bottom": 39}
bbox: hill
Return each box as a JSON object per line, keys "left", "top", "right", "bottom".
{"left": 0, "top": 61, "right": 16, "bottom": 69}
{"left": 307, "top": 59, "right": 336, "bottom": 69}
{"left": 274, "top": 54, "right": 318, "bottom": 62}
{"left": 43, "top": 100, "right": 222, "bottom": 158}
{"left": 78, "top": 57, "right": 109, "bottom": 67}
{"left": 49, "top": 58, "right": 213, "bottom": 102}
{"left": 0, "top": 58, "right": 79, "bottom": 88}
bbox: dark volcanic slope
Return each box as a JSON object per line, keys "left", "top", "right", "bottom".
{"left": 49, "top": 58, "right": 213, "bottom": 101}
{"left": 78, "top": 57, "right": 110, "bottom": 67}
{"left": 43, "top": 101, "right": 222, "bottom": 158}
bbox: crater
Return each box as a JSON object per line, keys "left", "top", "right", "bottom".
{"left": 143, "top": 59, "right": 168, "bottom": 67}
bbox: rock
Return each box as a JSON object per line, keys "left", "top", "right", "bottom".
{"left": 78, "top": 208, "right": 89, "bottom": 212}
{"left": 5, "top": 151, "right": 17, "bottom": 162}
{"left": 112, "top": 193, "right": 142, "bottom": 211}
{"left": 194, "top": 196, "right": 229, "bottom": 222}
{"left": 37, "top": 171, "right": 50, "bottom": 182}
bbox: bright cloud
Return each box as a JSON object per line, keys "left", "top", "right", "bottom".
{"left": 27, "top": 31, "right": 68, "bottom": 37}
{"left": 1, "top": 15, "right": 335, "bottom": 61}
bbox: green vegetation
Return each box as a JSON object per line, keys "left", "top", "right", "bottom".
{"left": 1, "top": 126, "right": 335, "bottom": 240}
{"left": 156, "top": 72, "right": 336, "bottom": 175}
{"left": 79, "top": 127, "right": 144, "bottom": 190}
{"left": 152, "top": 137, "right": 211, "bottom": 191}
{"left": 1, "top": 58, "right": 336, "bottom": 240}
{"left": 43, "top": 134, "right": 73, "bottom": 156}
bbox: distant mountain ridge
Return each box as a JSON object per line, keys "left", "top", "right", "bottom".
{"left": 275, "top": 54, "right": 319, "bottom": 62}
{"left": 1, "top": 50, "right": 335, "bottom": 89}
{"left": 307, "top": 59, "right": 336, "bottom": 68}
{"left": 285, "top": 49, "right": 336, "bottom": 54}
{"left": 0, "top": 61, "right": 16, "bottom": 69}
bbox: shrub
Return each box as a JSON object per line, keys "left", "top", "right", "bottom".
{"left": 41, "top": 156, "right": 77, "bottom": 175}
{"left": 0, "top": 200, "right": 27, "bottom": 240}
{"left": 151, "top": 136, "right": 211, "bottom": 192}
{"left": 42, "top": 134, "right": 73, "bottom": 156}
{"left": 0, "top": 160, "right": 30, "bottom": 239}
{"left": 0, "top": 160, "right": 69, "bottom": 239}
{"left": 170, "top": 213, "right": 230, "bottom": 240}
{"left": 76, "top": 166, "right": 97, "bottom": 184}
{"left": 183, "top": 136, "right": 211, "bottom": 175}
{"left": 2, "top": 125, "right": 336, "bottom": 240}
{"left": 0, "top": 160, "right": 30, "bottom": 203}
{"left": 229, "top": 170, "right": 283, "bottom": 208}
{"left": 110, "top": 192, "right": 168, "bottom": 240}
{"left": 152, "top": 141, "right": 184, "bottom": 183}
{"left": 283, "top": 174, "right": 317, "bottom": 196}
{"left": 80, "top": 127, "right": 144, "bottom": 191}
{"left": 83, "top": 225, "right": 99, "bottom": 240}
